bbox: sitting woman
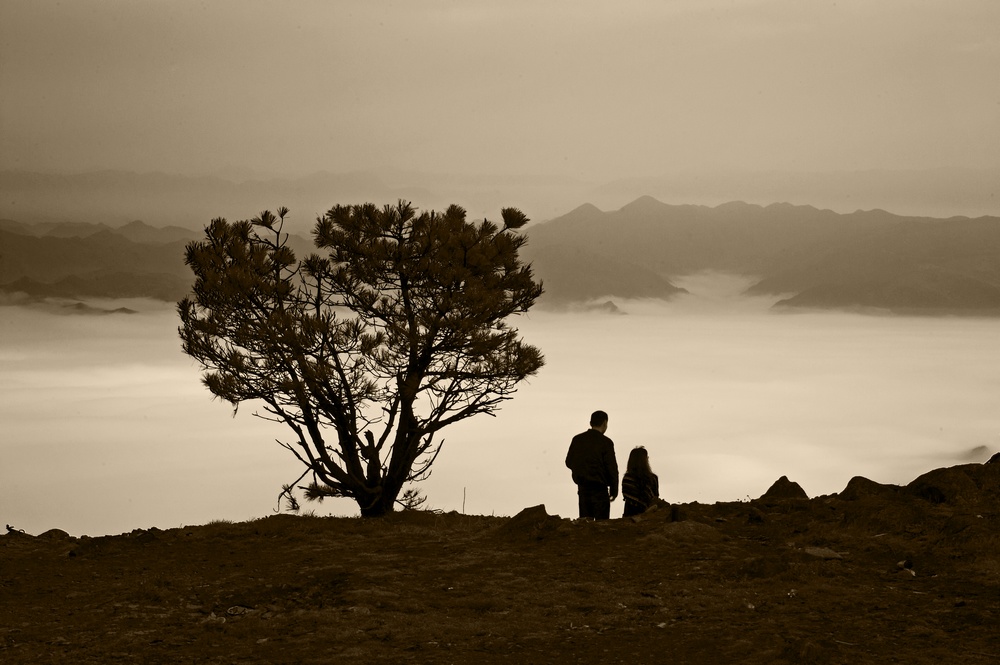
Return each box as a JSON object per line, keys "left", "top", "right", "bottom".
{"left": 621, "top": 446, "right": 660, "bottom": 517}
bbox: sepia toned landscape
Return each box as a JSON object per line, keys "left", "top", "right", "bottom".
{"left": 3, "top": 2, "right": 1000, "bottom": 663}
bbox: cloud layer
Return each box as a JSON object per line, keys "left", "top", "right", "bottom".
{"left": 3, "top": 283, "right": 998, "bottom": 534}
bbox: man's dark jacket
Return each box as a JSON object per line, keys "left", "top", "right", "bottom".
{"left": 565, "top": 429, "right": 619, "bottom": 496}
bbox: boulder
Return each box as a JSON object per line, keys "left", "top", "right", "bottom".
{"left": 760, "top": 476, "right": 808, "bottom": 500}
{"left": 497, "top": 504, "right": 563, "bottom": 540}
{"left": 838, "top": 476, "right": 898, "bottom": 501}
{"left": 906, "top": 465, "right": 981, "bottom": 505}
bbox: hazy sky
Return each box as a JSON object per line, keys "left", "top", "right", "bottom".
{"left": 2, "top": 0, "right": 999, "bottom": 181}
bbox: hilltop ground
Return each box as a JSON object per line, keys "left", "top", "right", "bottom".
{"left": 2, "top": 462, "right": 998, "bottom": 664}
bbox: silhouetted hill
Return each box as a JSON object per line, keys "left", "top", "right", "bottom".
{"left": 0, "top": 220, "right": 318, "bottom": 303}
{"left": 116, "top": 220, "right": 198, "bottom": 244}
{"left": 772, "top": 272, "right": 1000, "bottom": 314}
{"left": 0, "top": 219, "right": 31, "bottom": 235}
{"left": 748, "top": 215, "right": 1000, "bottom": 312}
{"left": 5, "top": 196, "right": 1000, "bottom": 313}
{"left": 0, "top": 218, "right": 194, "bottom": 301}
{"left": 0, "top": 216, "right": 197, "bottom": 243}
{"left": 521, "top": 243, "right": 686, "bottom": 304}
{"left": 0, "top": 229, "right": 189, "bottom": 284}
{"left": 527, "top": 198, "right": 1000, "bottom": 313}
{"left": 593, "top": 167, "right": 1000, "bottom": 219}
{"left": 4, "top": 273, "right": 192, "bottom": 302}
{"left": 530, "top": 199, "right": 862, "bottom": 275}
{"left": 0, "top": 219, "right": 115, "bottom": 238}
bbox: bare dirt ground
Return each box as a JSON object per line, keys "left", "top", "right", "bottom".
{"left": 3, "top": 462, "right": 998, "bottom": 664}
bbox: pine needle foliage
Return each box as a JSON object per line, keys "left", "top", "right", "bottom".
{"left": 178, "top": 202, "right": 544, "bottom": 516}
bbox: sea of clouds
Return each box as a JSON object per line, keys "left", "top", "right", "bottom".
{"left": 2, "top": 276, "right": 997, "bottom": 535}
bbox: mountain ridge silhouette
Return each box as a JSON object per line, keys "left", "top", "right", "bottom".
{"left": 3, "top": 196, "right": 999, "bottom": 313}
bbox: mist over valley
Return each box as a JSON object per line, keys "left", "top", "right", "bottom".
{"left": 3, "top": 272, "right": 998, "bottom": 536}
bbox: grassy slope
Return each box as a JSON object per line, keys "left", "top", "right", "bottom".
{"left": 2, "top": 463, "right": 998, "bottom": 664}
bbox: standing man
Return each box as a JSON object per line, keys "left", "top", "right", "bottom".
{"left": 565, "top": 410, "right": 619, "bottom": 520}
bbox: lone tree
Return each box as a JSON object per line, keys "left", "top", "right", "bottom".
{"left": 178, "top": 201, "right": 544, "bottom": 516}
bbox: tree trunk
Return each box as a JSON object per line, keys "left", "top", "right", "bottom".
{"left": 358, "top": 488, "right": 398, "bottom": 517}
{"left": 361, "top": 496, "right": 396, "bottom": 517}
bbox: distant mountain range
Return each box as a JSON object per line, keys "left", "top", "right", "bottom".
{"left": 3, "top": 167, "right": 999, "bottom": 229}
{"left": 523, "top": 197, "right": 1000, "bottom": 313}
{"left": 0, "top": 218, "right": 196, "bottom": 244}
{"left": 3, "top": 197, "right": 1000, "bottom": 314}
{"left": 0, "top": 220, "right": 196, "bottom": 301}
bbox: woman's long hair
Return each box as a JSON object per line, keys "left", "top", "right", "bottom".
{"left": 626, "top": 446, "right": 654, "bottom": 480}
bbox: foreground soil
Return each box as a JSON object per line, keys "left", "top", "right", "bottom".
{"left": 3, "top": 462, "right": 999, "bottom": 664}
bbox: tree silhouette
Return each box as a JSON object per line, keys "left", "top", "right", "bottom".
{"left": 178, "top": 201, "right": 544, "bottom": 516}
